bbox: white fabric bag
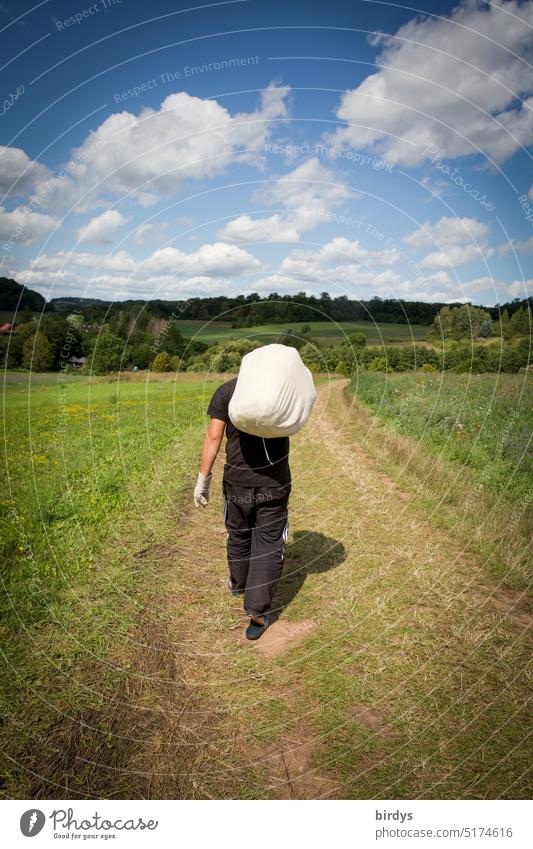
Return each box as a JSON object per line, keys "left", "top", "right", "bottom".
{"left": 228, "top": 343, "right": 317, "bottom": 438}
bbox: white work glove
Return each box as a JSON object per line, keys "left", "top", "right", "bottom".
{"left": 194, "top": 471, "right": 212, "bottom": 507}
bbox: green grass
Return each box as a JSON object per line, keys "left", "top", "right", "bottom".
{"left": 2, "top": 369, "right": 531, "bottom": 799}
{"left": 349, "top": 371, "right": 533, "bottom": 505}
{"left": 175, "top": 319, "right": 430, "bottom": 345}
{"left": 1, "top": 375, "right": 215, "bottom": 618}
{"left": 0, "top": 375, "right": 217, "bottom": 792}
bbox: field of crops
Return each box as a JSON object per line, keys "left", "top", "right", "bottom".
{"left": 170, "top": 319, "right": 431, "bottom": 345}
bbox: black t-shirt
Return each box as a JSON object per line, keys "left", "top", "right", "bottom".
{"left": 207, "top": 377, "right": 291, "bottom": 487}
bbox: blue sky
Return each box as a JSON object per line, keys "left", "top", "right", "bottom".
{"left": 1, "top": 0, "right": 532, "bottom": 307}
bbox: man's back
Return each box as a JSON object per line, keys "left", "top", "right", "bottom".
{"left": 207, "top": 378, "right": 291, "bottom": 487}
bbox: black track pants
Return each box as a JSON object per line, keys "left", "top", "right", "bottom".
{"left": 222, "top": 480, "right": 291, "bottom": 617}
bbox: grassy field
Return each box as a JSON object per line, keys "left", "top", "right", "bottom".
{"left": 1, "top": 371, "right": 531, "bottom": 799}
{"left": 0, "top": 314, "right": 430, "bottom": 345}
{"left": 349, "top": 371, "right": 533, "bottom": 506}
{"left": 0, "top": 373, "right": 220, "bottom": 794}
{"left": 169, "top": 319, "right": 431, "bottom": 345}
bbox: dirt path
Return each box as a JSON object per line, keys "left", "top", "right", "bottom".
{"left": 153, "top": 379, "right": 531, "bottom": 799}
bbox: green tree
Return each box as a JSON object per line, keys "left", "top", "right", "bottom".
{"left": 510, "top": 306, "right": 530, "bottom": 336}
{"left": 278, "top": 328, "right": 306, "bottom": 349}
{"left": 128, "top": 343, "right": 153, "bottom": 369}
{"left": 9, "top": 321, "right": 39, "bottom": 366}
{"left": 90, "top": 333, "right": 124, "bottom": 375}
{"left": 22, "top": 331, "right": 53, "bottom": 371}
{"left": 431, "top": 304, "right": 492, "bottom": 340}
{"left": 18, "top": 306, "right": 35, "bottom": 324}
{"left": 479, "top": 318, "right": 492, "bottom": 338}
{"left": 151, "top": 351, "right": 172, "bottom": 372}
{"left": 497, "top": 308, "right": 513, "bottom": 340}
{"left": 157, "top": 321, "right": 185, "bottom": 356}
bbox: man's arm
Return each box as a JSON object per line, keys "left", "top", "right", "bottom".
{"left": 200, "top": 417, "right": 225, "bottom": 476}
{"left": 194, "top": 417, "right": 225, "bottom": 507}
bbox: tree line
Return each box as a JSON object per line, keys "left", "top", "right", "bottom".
{"left": 2, "top": 303, "right": 530, "bottom": 376}
{"left": 2, "top": 277, "right": 531, "bottom": 328}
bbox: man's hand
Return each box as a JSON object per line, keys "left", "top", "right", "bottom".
{"left": 194, "top": 471, "right": 212, "bottom": 507}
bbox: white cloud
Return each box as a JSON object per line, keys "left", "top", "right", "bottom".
{"left": 29, "top": 250, "right": 137, "bottom": 273}
{"left": 141, "top": 242, "right": 261, "bottom": 276}
{"left": 33, "top": 83, "right": 289, "bottom": 212}
{"left": 28, "top": 241, "right": 260, "bottom": 278}
{"left": 497, "top": 234, "right": 533, "bottom": 256}
{"left": 218, "top": 158, "right": 352, "bottom": 243}
{"left": 417, "top": 244, "right": 493, "bottom": 269}
{"left": 404, "top": 216, "right": 493, "bottom": 267}
{"left": 274, "top": 237, "right": 402, "bottom": 284}
{"left": 404, "top": 216, "right": 489, "bottom": 250}
{"left": 327, "top": 0, "right": 533, "bottom": 166}
{"left": 318, "top": 236, "right": 400, "bottom": 266}
{"left": 219, "top": 213, "right": 302, "bottom": 244}
{"left": 134, "top": 223, "right": 154, "bottom": 245}
{"left": 251, "top": 266, "right": 498, "bottom": 303}
{"left": 0, "top": 147, "right": 52, "bottom": 197}
{"left": 508, "top": 278, "right": 533, "bottom": 298}
{"left": 15, "top": 267, "right": 245, "bottom": 300}
{"left": 0, "top": 205, "right": 59, "bottom": 244}
{"left": 76, "top": 210, "right": 129, "bottom": 244}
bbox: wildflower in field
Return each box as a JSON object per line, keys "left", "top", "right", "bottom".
{"left": 32, "top": 454, "right": 48, "bottom": 463}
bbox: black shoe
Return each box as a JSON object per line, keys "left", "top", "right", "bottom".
{"left": 245, "top": 615, "right": 270, "bottom": 640}
{"left": 227, "top": 576, "right": 244, "bottom": 596}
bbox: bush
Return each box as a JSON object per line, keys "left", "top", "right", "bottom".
{"left": 210, "top": 351, "right": 241, "bottom": 372}
{"left": 419, "top": 362, "right": 438, "bottom": 372}
{"left": 335, "top": 360, "right": 348, "bottom": 375}
{"left": 366, "top": 356, "right": 389, "bottom": 372}
{"left": 169, "top": 355, "right": 183, "bottom": 371}
{"left": 299, "top": 342, "right": 323, "bottom": 372}
{"left": 151, "top": 351, "right": 172, "bottom": 372}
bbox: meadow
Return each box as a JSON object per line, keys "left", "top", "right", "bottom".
{"left": 0, "top": 373, "right": 219, "bottom": 792}
{"left": 1, "top": 369, "right": 531, "bottom": 799}
{"left": 165, "top": 319, "right": 430, "bottom": 346}
{"left": 349, "top": 371, "right": 533, "bottom": 506}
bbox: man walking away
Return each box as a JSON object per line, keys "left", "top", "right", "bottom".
{"left": 194, "top": 376, "right": 291, "bottom": 640}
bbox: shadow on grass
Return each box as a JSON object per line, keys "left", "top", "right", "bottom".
{"left": 272, "top": 530, "right": 346, "bottom": 619}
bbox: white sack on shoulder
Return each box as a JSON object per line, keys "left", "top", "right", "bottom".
{"left": 228, "top": 343, "right": 317, "bottom": 438}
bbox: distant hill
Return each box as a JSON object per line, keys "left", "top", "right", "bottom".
{"left": 0, "top": 278, "right": 51, "bottom": 315}
{"left": 49, "top": 296, "right": 110, "bottom": 311}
